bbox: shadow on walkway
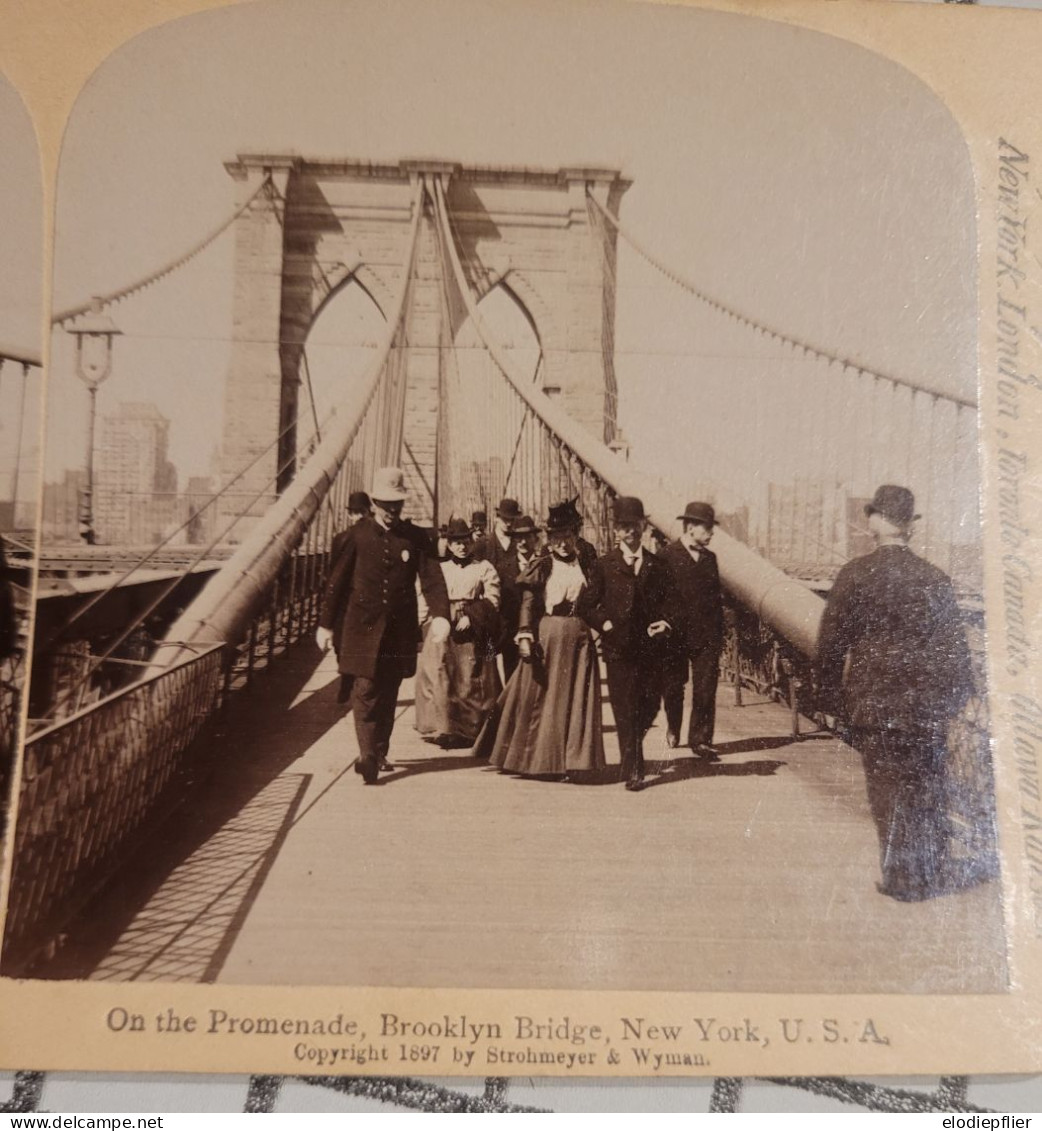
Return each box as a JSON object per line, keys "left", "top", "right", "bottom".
{"left": 32, "top": 642, "right": 355, "bottom": 981}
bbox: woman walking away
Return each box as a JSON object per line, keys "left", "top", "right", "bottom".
{"left": 474, "top": 498, "right": 605, "bottom": 779}
{"left": 416, "top": 517, "right": 502, "bottom": 747}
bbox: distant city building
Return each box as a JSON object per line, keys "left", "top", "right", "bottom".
{"left": 40, "top": 469, "right": 87, "bottom": 543}
{"left": 95, "top": 402, "right": 180, "bottom": 545}
{"left": 185, "top": 475, "right": 216, "bottom": 545}
{"left": 767, "top": 478, "right": 847, "bottom": 568}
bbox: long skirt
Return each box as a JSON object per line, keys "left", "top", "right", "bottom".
{"left": 854, "top": 725, "right": 966, "bottom": 901}
{"left": 415, "top": 628, "right": 501, "bottom": 744}
{"left": 474, "top": 615, "right": 605, "bottom": 776}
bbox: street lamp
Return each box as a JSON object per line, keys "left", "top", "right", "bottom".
{"left": 68, "top": 300, "right": 121, "bottom": 545}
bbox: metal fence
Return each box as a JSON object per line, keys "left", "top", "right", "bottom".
{"left": 3, "top": 643, "right": 225, "bottom": 971}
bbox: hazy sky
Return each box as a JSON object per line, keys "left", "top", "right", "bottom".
{"left": 44, "top": 0, "right": 980, "bottom": 544}
{"left": 0, "top": 74, "right": 42, "bottom": 520}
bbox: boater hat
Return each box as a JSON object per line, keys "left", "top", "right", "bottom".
{"left": 444, "top": 517, "right": 473, "bottom": 541}
{"left": 546, "top": 497, "right": 583, "bottom": 533}
{"left": 496, "top": 498, "right": 521, "bottom": 520}
{"left": 612, "top": 496, "right": 646, "bottom": 525}
{"left": 371, "top": 467, "right": 408, "bottom": 502}
{"left": 865, "top": 484, "right": 919, "bottom": 526}
{"left": 678, "top": 501, "right": 716, "bottom": 527}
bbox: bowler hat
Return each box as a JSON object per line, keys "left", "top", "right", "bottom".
{"left": 444, "top": 517, "right": 473, "bottom": 541}
{"left": 347, "top": 490, "right": 371, "bottom": 513}
{"left": 612, "top": 496, "right": 646, "bottom": 525}
{"left": 510, "top": 514, "right": 540, "bottom": 536}
{"left": 865, "top": 484, "right": 919, "bottom": 526}
{"left": 546, "top": 497, "right": 582, "bottom": 533}
{"left": 371, "top": 467, "right": 408, "bottom": 502}
{"left": 678, "top": 501, "right": 716, "bottom": 527}
{"left": 471, "top": 509, "right": 487, "bottom": 528}
{"left": 496, "top": 498, "right": 521, "bottom": 520}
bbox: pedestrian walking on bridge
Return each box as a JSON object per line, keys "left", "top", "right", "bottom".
{"left": 316, "top": 467, "right": 450, "bottom": 784}
{"left": 817, "top": 484, "right": 982, "bottom": 902}
{"left": 578, "top": 496, "right": 672, "bottom": 791}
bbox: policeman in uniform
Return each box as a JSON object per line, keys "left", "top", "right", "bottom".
{"left": 317, "top": 468, "right": 450, "bottom": 784}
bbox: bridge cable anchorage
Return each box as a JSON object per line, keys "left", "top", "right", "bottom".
{"left": 51, "top": 175, "right": 274, "bottom": 326}
{"left": 43, "top": 407, "right": 317, "bottom": 649}
{"left": 584, "top": 189, "right": 976, "bottom": 412}
{"left": 153, "top": 182, "right": 426, "bottom": 669}
{"left": 429, "top": 173, "right": 825, "bottom": 659}
{"left": 49, "top": 409, "right": 334, "bottom": 720}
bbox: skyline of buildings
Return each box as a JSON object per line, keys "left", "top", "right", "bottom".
{"left": 35, "top": 398, "right": 984, "bottom": 595}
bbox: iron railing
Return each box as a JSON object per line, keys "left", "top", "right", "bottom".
{"left": 3, "top": 643, "right": 225, "bottom": 971}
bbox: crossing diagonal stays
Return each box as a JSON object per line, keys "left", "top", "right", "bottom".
{"left": 155, "top": 182, "right": 425, "bottom": 666}
{"left": 429, "top": 172, "right": 824, "bottom": 659}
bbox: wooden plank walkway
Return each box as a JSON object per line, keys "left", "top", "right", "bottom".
{"left": 41, "top": 642, "right": 1007, "bottom": 994}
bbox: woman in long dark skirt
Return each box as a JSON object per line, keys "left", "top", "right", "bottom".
{"left": 473, "top": 499, "right": 605, "bottom": 778}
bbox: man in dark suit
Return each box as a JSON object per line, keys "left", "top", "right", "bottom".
{"left": 579, "top": 496, "right": 671, "bottom": 791}
{"left": 473, "top": 498, "right": 520, "bottom": 572}
{"left": 817, "top": 484, "right": 978, "bottom": 902}
{"left": 496, "top": 514, "right": 540, "bottom": 680}
{"left": 317, "top": 467, "right": 450, "bottom": 784}
{"left": 661, "top": 501, "right": 725, "bottom": 758}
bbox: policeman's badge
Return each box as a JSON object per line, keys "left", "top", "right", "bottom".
{"left": 401, "top": 549, "right": 410, "bottom": 563}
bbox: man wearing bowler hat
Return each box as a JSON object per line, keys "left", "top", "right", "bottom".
{"left": 317, "top": 467, "right": 450, "bottom": 784}
{"left": 497, "top": 513, "right": 541, "bottom": 680}
{"left": 661, "top": 501, "right": 725, "bottom": 758}
{"left": 474, "top": 498, "right": 521, "bottom": 571}
{"left": 818, "top": 484, "right": 979, "bottom": 901}
{"left": 579, "top": 496, "right": 672, "bottom": 791}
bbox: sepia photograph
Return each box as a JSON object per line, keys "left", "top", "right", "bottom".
{"left": 0, "top": 71, "right": 42, "bottom": 853}
{"left": 0, "top": 0, "right": 1040, "bottom": 1080}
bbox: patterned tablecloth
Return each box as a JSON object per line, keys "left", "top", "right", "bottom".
{"left": 3, "top": 1072, "right": 1041, "bottom": 1113}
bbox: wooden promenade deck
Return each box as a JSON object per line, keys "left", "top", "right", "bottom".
{"left": 41, "top": 643, "right": 1007, "bottom": 995}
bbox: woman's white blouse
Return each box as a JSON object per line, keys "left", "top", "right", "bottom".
{"left": 543, "top": 555, "right": 586, "bottom": 612}
{"left": 440, "top": 557, "right": 501, "bottom": 607}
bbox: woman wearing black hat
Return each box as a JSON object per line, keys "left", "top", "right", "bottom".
{"left": 415, "top": 517, "right": 503, "bottom": 746}
{"left": 473, "top": 498, "right": 605, "bottom": 778}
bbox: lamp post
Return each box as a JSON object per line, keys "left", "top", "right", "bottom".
{"left": 68, "top": 300, "right": 121, "bottom": 545}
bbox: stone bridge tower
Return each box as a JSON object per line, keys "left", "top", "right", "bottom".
{"left": 218, "top": 154, "right": 629, "bottom": 529}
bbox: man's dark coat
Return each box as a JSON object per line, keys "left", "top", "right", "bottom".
{"left": 817, "top": 543, "right": 973, "bottom": 733}
{"left": 579, "top": 546, "right": 670, "bottom": 780}
{"left": 473, "top": 528, "right": 514, "bottom": 573}
{"left": 660, "top": 540, "right": 725, "bottom": 748}
{"left": 661, "top": 541, "right": 724, "bottom": 655}
{"left": 578, "top": 547, "right": 671, "bottom": 664}
{"left": 319, "top": 516, "right": 450, "bottom": 681}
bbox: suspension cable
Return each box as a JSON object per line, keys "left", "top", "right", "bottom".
{"left": 586, "top": 189, "right": 976, "bottom": 412}
{"left": 153, "top": 183, "right": 426, "bottom": 667}
{"left": 52, "top": 176, "right": 273, "bottom": 326}
{"left": 54, "top": 411, "right": 333, "bottom": 715}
